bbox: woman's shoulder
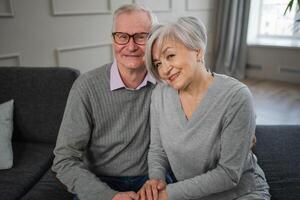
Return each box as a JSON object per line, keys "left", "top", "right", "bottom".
{"left": 214, "top": 73, "right": 249, "bottom": 94}
{"left": 152, "top": 83, "right": 173, "bottom": 96}
{"left": 214, "top": 73, "right": 245, "bottom": 87}
{"left": 209, "top": 73, "right": 253, "bottom": 106}
{"left": 151, "top": 83, "right": 175, "bottom": 105}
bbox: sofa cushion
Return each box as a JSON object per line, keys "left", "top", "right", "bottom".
{"left": 0, "top": 141, "right": 54, "bottom": 200}
{"left": 0, "top": 67, "right": 79, "bottom": 144}
{"left": 254, "top": 125, "right": 300, "bottom": 200}
{"left": 0, "top": 100, "right": 14, "bottom": 169}
{"left": 21, "top": 169, "right": 73, "bottom": 200}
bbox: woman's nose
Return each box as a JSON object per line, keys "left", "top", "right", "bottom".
{"left": 160, "top": 61, "right": 172, "bottom": 75}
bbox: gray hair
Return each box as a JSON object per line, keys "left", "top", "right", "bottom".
{"left": 112, "top": 4, "right": 157, "bottom": 32}
{"left": 145, "top": 16, "right": 207, "bottom": 81}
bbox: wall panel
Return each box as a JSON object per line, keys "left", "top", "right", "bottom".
{"left": 185, "top": 0, "right": 214, "bottom": 11}
{"left": 0, "top": 0, "right": 14, "bottom": 17}
{"left": 56, "top": 44, "right": 112, "bottom": 73}
{"left": 0, "top": 53, "right": 21, "bottom": 66}
{"left": 0, "top": 0, "right": 218, "bottom": 73}
{"left": 135, "top": 0, "right": 172, "bottom": 12}
{"left": 52, "top": 0, "right": 111, "bottom": 16}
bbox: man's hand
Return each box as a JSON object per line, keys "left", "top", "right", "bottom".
{"left": 112, "top": 191, "right": 139, "bottom": 200}
{"left": 138, "top": 179, "right": 166, "bottom": 200}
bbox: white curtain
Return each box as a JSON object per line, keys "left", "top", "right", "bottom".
{"left": 214, "top": 0, "right": 250, "bottom": 79}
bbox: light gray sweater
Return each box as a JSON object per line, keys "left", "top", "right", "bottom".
{"left": 52, "top": 64, "right": 155, "bottom": 200}
{"left": 148, "top": 74, "right": 269, "bottom": 200}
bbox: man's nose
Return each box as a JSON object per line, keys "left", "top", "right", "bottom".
{"left": 127, "top": 37, "right": 138, "bottom": 51}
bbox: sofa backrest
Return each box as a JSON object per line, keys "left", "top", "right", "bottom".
{"left": 0, "top": 67, "right": 79, "bottom": 144}
{"left": 253, "top": 125, "right": 300, "bottom": 200}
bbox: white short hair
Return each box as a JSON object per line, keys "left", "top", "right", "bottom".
{"left": 112, "top": 4, "right": 157, "bottom": 32}
{"left": 146, "top": 16, "right": 207, "bottom": 81}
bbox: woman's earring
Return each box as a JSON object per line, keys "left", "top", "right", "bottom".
{"left": 197, "top": 59, "right": 204, "bottom": 64}
{"left": 196, "top": 50, "right": 204, "bottom": 64}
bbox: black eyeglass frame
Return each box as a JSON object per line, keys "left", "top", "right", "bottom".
{"left": 112, "top": 32, "right": 149, "bottom": 45}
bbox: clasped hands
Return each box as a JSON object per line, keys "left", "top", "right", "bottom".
{"left": 112, "top": 179, "right": 168, "bottom": 200}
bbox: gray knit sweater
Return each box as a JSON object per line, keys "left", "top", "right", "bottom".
{"left": 52, "top": 64, "right": 155, "bottom": 200}
{"left": 148, "top": 73, "right": 269, "bottom": 200}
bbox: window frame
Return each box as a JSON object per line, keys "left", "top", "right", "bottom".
{"left": 247, "top": 0, "right": 300, "bottom": 48}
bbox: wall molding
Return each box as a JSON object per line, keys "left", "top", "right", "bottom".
{"left": 185, "top": 0, "right": 214, "bottom": 11}
{"left": 133, "top": 0, "right": 172, "bottom": 13}
{"left": 51, "top": 0, "right": 111, "bottom": 16}
{"left": 55, "top": 43, "right": 112, "bottom": 66}
{"left": 0, "top": 0, "right": 14, "bottom": 17}
{"left": 0, "top": 53, "right": 22, "bottom": 66}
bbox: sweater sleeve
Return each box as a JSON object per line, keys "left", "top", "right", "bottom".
{"left": 166, "top": 87, "right": 256, "bottom": 200}
{"left": 52, "top": 82, "right": 118, "bottom": 200}
{"left": 148, "top": 89, "right": 170, "bottom": 181}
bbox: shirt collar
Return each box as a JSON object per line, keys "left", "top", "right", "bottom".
{"left": 110, "top": 59, "right": 156, "bottom": 91}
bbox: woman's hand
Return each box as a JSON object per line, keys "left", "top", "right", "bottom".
{"left": 138, "top": 179, "right": 166, "bottom": 200}
{"left": 112, "top": 191, "right": 139, "bottom": 200}
{"left": 158, "top": 188, "right": 168, "bottom": 200}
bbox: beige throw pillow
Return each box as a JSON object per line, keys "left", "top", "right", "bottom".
{"left": 0, "top": 99, "right": 14, "bottom": 170}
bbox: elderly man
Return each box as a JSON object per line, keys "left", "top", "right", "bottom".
{"left": 52, "top": 4, "right": 156, "bottom": 200}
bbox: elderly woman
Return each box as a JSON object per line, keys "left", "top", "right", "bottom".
{"left": 139, "top": 17, "right": 270, "bottom": 200}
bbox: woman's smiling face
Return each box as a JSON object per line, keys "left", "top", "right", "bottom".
{"left": 152, "top": 39, "right": 201, "bottom": 90}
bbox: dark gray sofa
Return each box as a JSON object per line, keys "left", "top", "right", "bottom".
{"left": 0, "top": 66, "right": 299, "bottom": 200}
{"left": 0, "top": 67, "right": 79, "bottom": 200}
{"left": 253, "top": 125, "right": 300, "bottom": 200}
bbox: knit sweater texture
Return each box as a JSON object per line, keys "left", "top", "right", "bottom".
{"left": 52, "top": 64, "right": 155, "bottom": 200}
{"left": 148, "top": 73, "right": 269, "bottom": 200}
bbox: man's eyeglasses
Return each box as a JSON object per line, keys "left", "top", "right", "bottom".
{"left": 112, "top": 32, "right": 149, "bottom": 45}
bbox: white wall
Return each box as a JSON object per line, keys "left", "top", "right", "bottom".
{"left": 0, "top": 0, "right": 218, "bottom": 73}
{"left": 246, "top": 0, "right": 300, "bottom": 84}
{"left": 246, "top": 46, "right": 300, "bottom": 84}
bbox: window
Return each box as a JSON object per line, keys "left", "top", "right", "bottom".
{"left": 248, "top": 0, "right": 300, "bottom": 48}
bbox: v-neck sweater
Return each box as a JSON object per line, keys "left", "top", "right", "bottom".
{"left": 148, "top": 73, "right": 269, "bottom": 200}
